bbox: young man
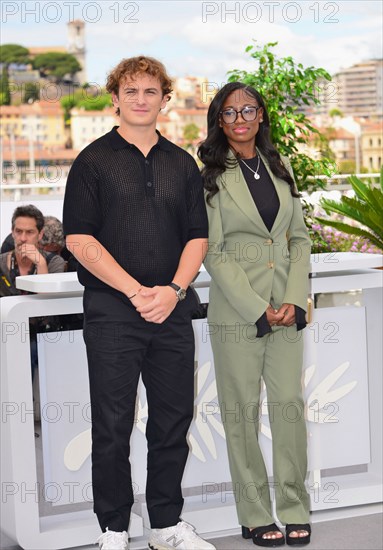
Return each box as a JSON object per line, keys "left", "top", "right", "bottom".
{"left": 63, "top": 57, "right": 213, "bottom": 550}
{"left": 0, "top": 205, "right": 65, "bottom": 296}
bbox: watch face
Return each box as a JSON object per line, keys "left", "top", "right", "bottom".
{"left": 169, "top": 283, "right": 186, "bottom": 301}
{"left": 177, "top": 289, "right": 187, "bottom": 301}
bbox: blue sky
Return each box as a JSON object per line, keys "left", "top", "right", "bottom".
{"left": 2, "top": 0, "right": 382, "bottom": 87}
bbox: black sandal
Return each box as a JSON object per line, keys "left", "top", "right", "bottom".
{"left": 285, "top": 524, "right": 311, "bottom": 546}
{"left": 242, "top": 523, "right": 285, "bottom": 547}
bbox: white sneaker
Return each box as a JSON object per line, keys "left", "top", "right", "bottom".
{"left": 98, "top": 528, "right": 129, "bottom": 550}
{"left": 148, "top": 520, "right": 216, "bottom": 549}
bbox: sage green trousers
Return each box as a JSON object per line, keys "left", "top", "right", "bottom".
{"left": 210, "top": 323, "right": 310, "bottom": 528}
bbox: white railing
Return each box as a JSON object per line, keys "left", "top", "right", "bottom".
{"left": 0, "top": 173, "right": 381, "bottom": 243}
{"left": 1, "top": 173, "right": 380, "bottom": 202}
{"left": 307, "top": 172, "right": 380, "bottom": 190}
{"left": 1, "top": 180, "right": 67, "bottom": 201}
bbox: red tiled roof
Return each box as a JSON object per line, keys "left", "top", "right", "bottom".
{"left": 1, "top": 102, "right": 64, "bottom": 116}
{"left": 170, "top": 108, "right": 209, "bottom": 115}
{"left": 361, "top": 122, "right": 383, "bottom": 132}
{"left": 2, "top": 148, "right": 79, "bottom": 162}
{"left": 71, "top": 107, "right": 117, "bottom": 117}
{"left": 29, "top": 47, "right": 67, "bottom": 56}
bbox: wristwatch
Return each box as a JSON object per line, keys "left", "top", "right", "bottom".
{"left": 168, "top": 282, "right": 187, "bottom": 301}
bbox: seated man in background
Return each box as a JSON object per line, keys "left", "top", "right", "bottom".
{"left": 40, "top": 215, "right": 66, "bottom": 256}
{"left": 1, "top": 213, "right": 78, "bottom": 273}
{"left": 40, "top": 215, "right": 78, "bottom": 272}
{"left": 0, "top": 232, "right": 14, "bottom": 254}
{"left": 0, "top": 204, "right": 65, "bottom": 297}
{"left": 0, "top": 205, "right": 66, "bottom": 385}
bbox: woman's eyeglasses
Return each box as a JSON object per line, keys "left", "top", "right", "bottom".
{"left": 220, "top": 106, "right": 260, "bottom": 124}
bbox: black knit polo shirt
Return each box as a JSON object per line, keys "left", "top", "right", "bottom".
{"left": 63, "top": 127, "right": 208, "bottom": 291}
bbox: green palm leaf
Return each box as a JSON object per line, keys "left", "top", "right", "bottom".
{"left": 371, "top": 186, "right": 383, "bottom": 209}
{"left": 316, "top": 171, "right": 383, "bottom": 251}
{"left": 341, "top": 196, "right": 370, "bottom": 214}
{"left": 315, "top": 217, "right": 383, "bottom": 250}
{"left": 338, "top": 197, "right": 383, "bottom": 234}
{"left": 321, "top": 199, "right": 365, "bottom": 224}
{"left": 349, "top": 176, "right": 381, "bottom": 212}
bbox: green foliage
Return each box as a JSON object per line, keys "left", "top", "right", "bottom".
{"left": 1, "top": 44, "right": 34, "bottom": 105}
{"left": 337, "top": 160, "right": 356, "bottom": 174}
{"left": 23, "top": 82, "right": 40, "bottom": 103}
{"left": 312, "top": 128, "right": 335, "bottom": 163}
{"left": 77, "top": 93, "right": 112, "bottom": 111}
{"left": 311, "top": 222, "right": 380, "bottom": 254}
{"left": 227, "top": 41, "right": 337, "bottom": 192}
{"left": 305, "top": 199, "right": 380, "bottom": 254}
{"left": 62, "top": 92, "right": 81, "bottom": 108}
{"left": 61, "top": 94, "right": 77, "bottom": 122}
{"left": 0, "top": 66, "right": 11, "bottom": 105}
{"left": 33, "top": 52, "right": 81, "bottom": 81}
{"left": 61, "top": 89, "right": 112, "bottom": 123}
{"left": 0, "top": 44, "right": 30, "bottom": 66}
{"left": 329, "top": 108, "right": 343, "bottom": 118}
{"left": 302, "top": 199, "right": 330, "bottom": 253}
{"left": 316, "top": 169, "right": 383, "bottom": 250}
{"left": 183, "top": 123, "right": 200, "bottom": 149}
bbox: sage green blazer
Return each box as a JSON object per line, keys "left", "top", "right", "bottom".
{"left": 204, "top": 150, "right": 311, "bottom": 326}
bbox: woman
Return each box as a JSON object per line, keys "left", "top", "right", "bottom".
{"left": 198, "top": 82, "right": 312, "bottom": 547}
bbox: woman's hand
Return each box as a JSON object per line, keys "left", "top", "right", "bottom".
{"left": 265, "top": 305, "right": 285, "bottom": 327}
{"left": 275, "top": 303, "right": 296, "bottom": 326}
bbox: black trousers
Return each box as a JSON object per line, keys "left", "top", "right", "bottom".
{"left": 83, "top": 289, "right": 196, "bottom": 532}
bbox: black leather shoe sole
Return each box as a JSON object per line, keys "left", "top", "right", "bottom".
{"left": 286, "top": 524, "right": 311, "bottom": 546}
{"left": 242, "top": 524, "right": 285, "bottom": 547}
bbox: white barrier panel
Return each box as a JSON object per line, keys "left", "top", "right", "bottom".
{"left": 36, "top": 306, "right": 370, "bottom": 510}
{"left": 1, "top": 254, "right": 382, "bottom": 548}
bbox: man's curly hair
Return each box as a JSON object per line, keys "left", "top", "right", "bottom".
{"left": 106, "top": 56, "right": 173, "bottom": 115}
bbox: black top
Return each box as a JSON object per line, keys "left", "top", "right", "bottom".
{"left": 63, "top": 127, "right": 208, "bottom": 291}
{"left": 239, "top": 155, "right": 307, "bottom": 336}
{"left": 239, "top": 155, "right": 280, "bottom": 232}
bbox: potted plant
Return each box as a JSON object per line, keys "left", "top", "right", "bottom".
{"left": 315, "top": 168, "right": 383, "bottom": 251}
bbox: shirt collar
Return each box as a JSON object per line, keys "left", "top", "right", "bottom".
{"left": 108, "top": 126, "right": 172, "bottom": 152}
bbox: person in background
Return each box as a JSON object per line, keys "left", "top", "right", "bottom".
{"left": 0, "top": 205, "right": 65, "bottom": 297}
{"left": 0, "top": 232, "right": 14, "bottom": 254}
{"left": 0, "top": 205, "right": 66, "bottom": 385}
{"left": 40, "top": 215, "right": 78, "bottom": 272}
{"left": 1, "top": 215, "right": 78, "bottom": 272}
{"left": 198, "top": 82, "right": 312, "bottom": 547}
{"left": 63, "top": 56, "right": 213, "bottom": 550}
{"left": 40, "top": 215, "right": 65, "bottom": 254}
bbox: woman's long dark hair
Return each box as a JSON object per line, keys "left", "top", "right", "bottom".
{"left": 197, "top": 82, "right": 299, "bottom": 205}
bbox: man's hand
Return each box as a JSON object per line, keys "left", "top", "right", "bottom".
{"left": 17, "top": 244, "right": 48, "bottom": 273}
{"left": 275, "top": 303, "right": 296, "bottom": 326}
{"left": 18, "top": 244, "right": 44, "bottom": 265}
{"left": 129, "top": 285, "right": 155, "bottom": 309}
{"left": 135, "top": 285, "right": 178, "bottom": 324}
